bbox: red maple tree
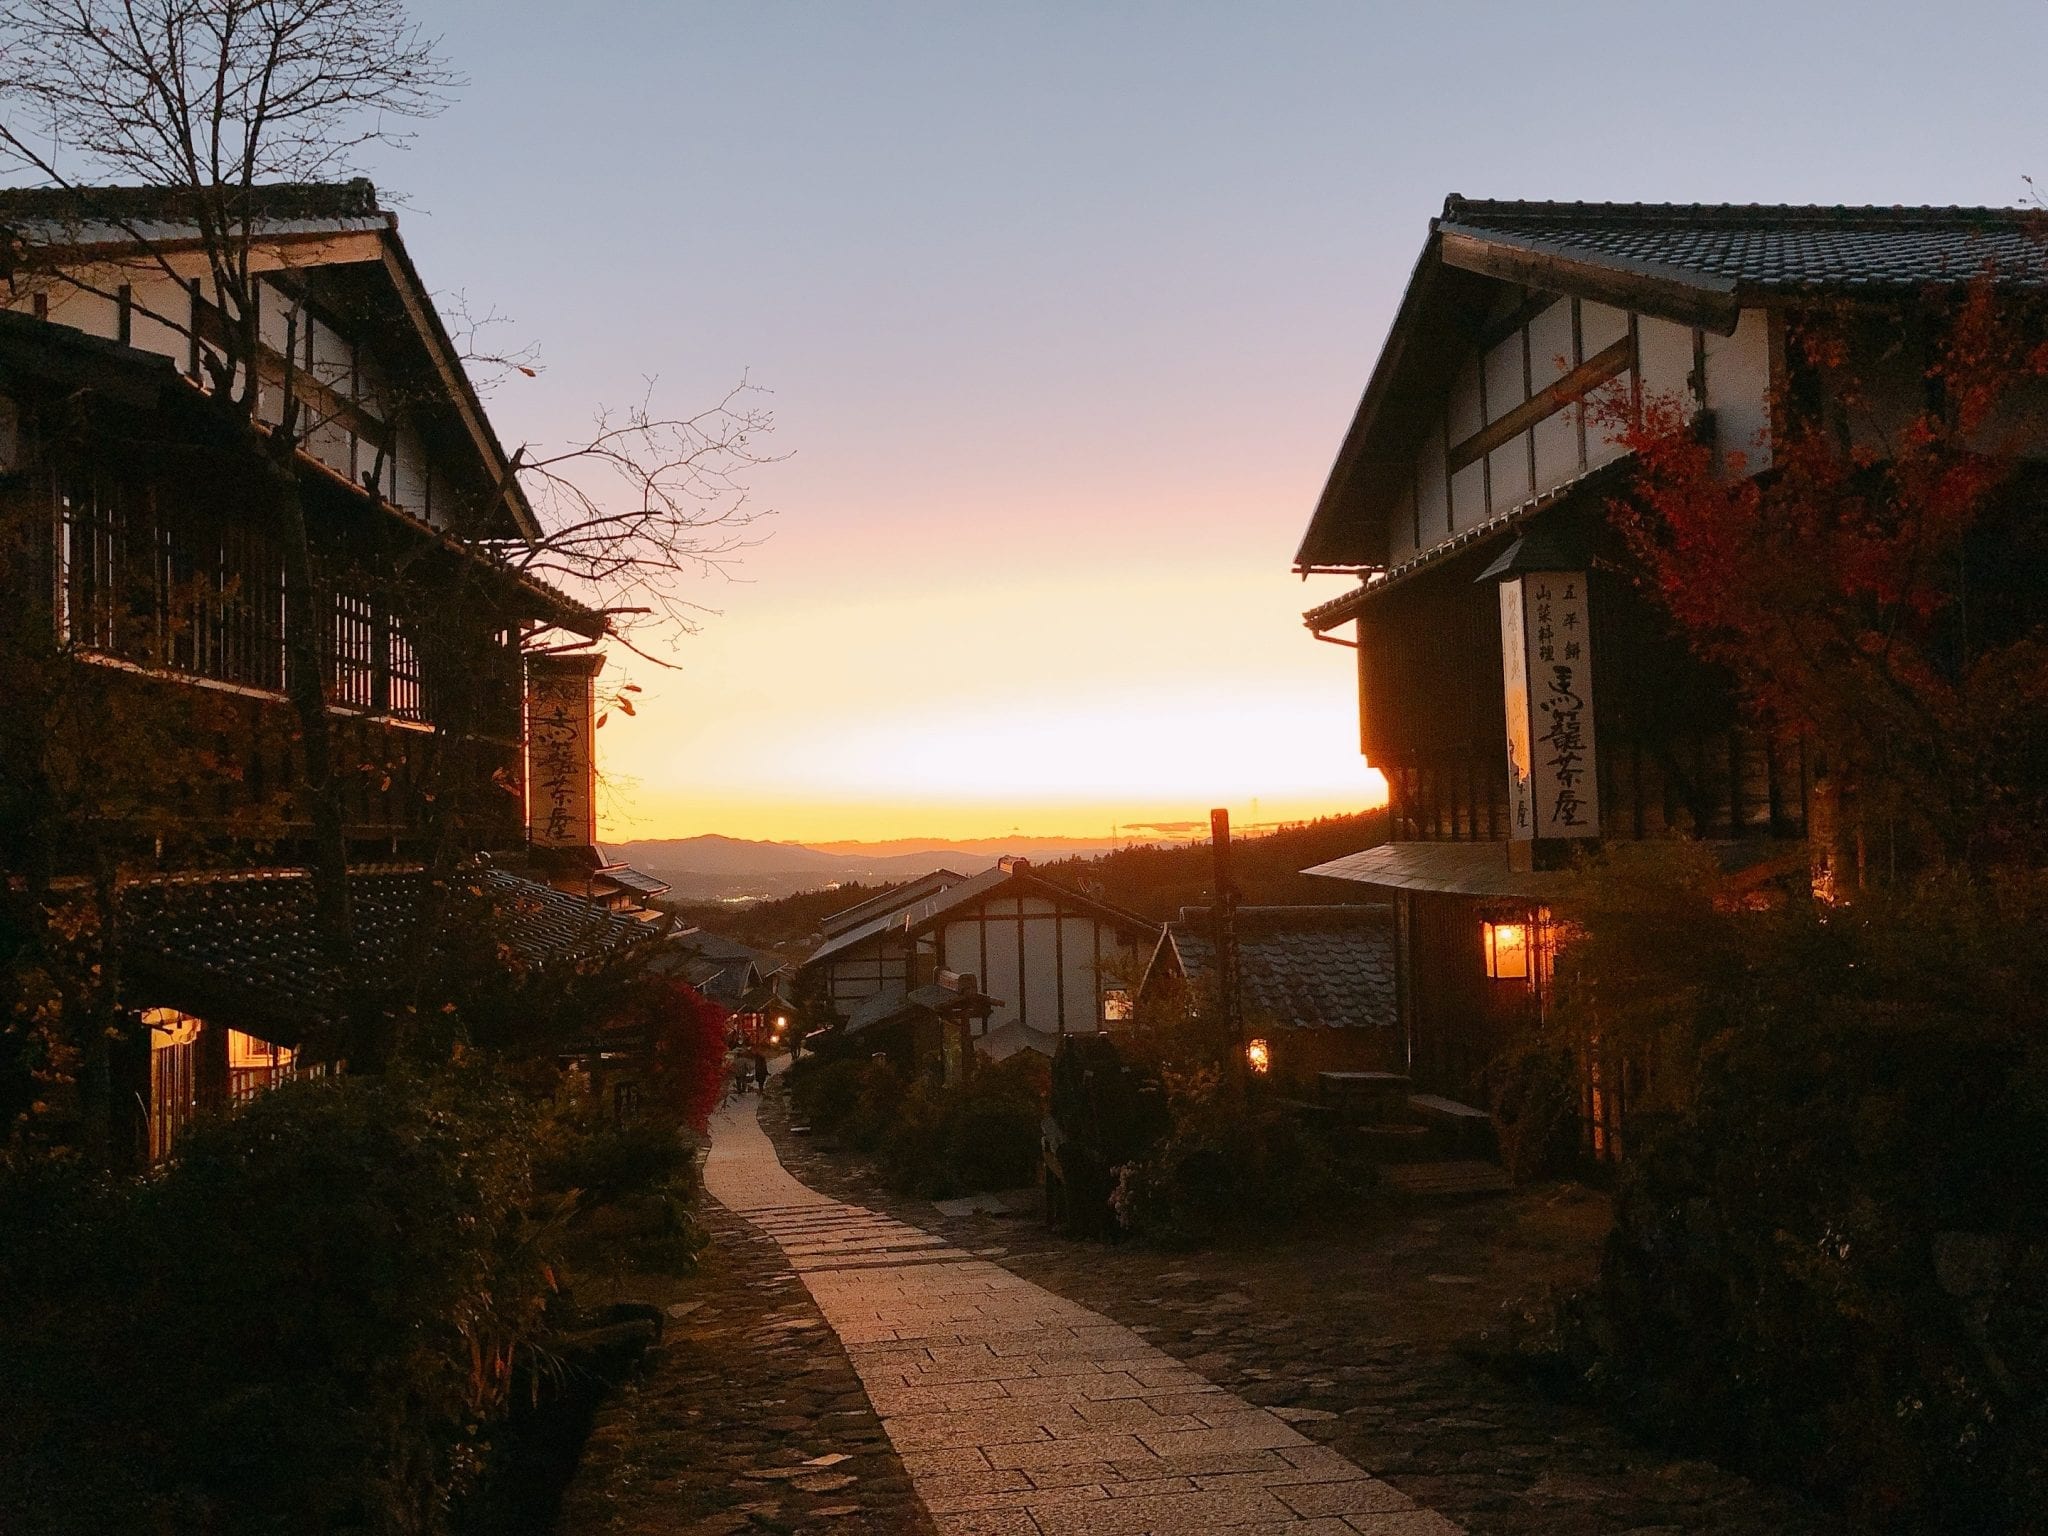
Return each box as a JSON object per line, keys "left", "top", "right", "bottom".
{"left": 623, "top": 975, "right": 730, "bottom": 1133}
{"left": 1600, "top": 281, "right": 2048, "bottom": 876}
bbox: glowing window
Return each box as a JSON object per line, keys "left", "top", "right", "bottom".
{"left": 1483, "top": 919, "right": 1531, "bottom": 981}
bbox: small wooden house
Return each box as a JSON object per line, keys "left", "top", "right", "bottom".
{"left": 1137, "top": 904, "right": 1397, "bottom": 1090}
{"left": 1292, "top": 198, "right": 2048, "bottom": 1153}
{"left": 801, "top": 857, "right": 1158, "bottom": 1057}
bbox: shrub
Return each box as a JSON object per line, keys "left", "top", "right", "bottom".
{"left": 817, "top": 1052, "right": 1051, "bottom": 1199}
{"left": 876, "top": 1078, "right": 950, "bottom": 1193}
{"left": 845, "top": 1059, "right": 908, "bottom": 1152}
{"left": 1110, "top": 1066, "right": 1363, "bottom": 1244}
{"left": 0, "top": 1065, "right": 562, "bottom": 1536}
{"left": 1543, "top": 869, "right": 2048, "bottom": 1530}
{"left": 945, "top": 1054, "right": 1049, "bottom": 1192}
{"left": 534, "top": 1108, "right": 704, "bottom": 1275}
{"left": 1488, "top": 1046, "right": 1582, "bottom": 1183}
{"left": 788, "top": 1056, "right": 869, "bottom": 1135}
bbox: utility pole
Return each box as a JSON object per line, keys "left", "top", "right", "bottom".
{"left": 1209, "top": 807, "right": 1243, "bottom": 1064}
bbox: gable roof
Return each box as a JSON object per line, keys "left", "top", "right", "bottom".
{"left": 1440, "top": 198, "right": 2048, "bottom": 301}
{"left": 1295, "top": 196, "right": 2048, "bottom": 575}
{"left": 818, "top": 869, "right": 966, "bottom": 938}
{"left": 1147, "top": 904, "right": 1395, "bottom": 1031}
{"left": 894, "top": 861, "right": 1160, "bottom": 944}
{"left": 800, "top": 860, "right": 1158, "bottom": 970}
{"left": 0, "top": 178, "right": 548, "bottom": 549}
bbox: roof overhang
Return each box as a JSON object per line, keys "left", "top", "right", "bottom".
{"left": 1294, "top": 218, "right": 1744, "bottom": 578}
{"left": 1305, "top": 839, "right": 1807, "bottom": 898}
{"left": 1437, "top": 223, "right": 1742, "bottom": 336}
{"left": 2, "top": 188, "right": 546, "bottom": 545}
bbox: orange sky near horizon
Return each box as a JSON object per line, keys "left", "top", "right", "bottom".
{"left": 591, "top": 557, "right": 1390, "bottom": 844}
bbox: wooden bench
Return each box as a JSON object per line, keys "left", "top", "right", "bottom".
{"left": 1317, "top": 1070, "right": 1412, "bottom": 1123}
{"left": 1406, "top": 1093, "right": 1496, "bottom": 1157}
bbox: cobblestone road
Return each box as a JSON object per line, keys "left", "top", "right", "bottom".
{"left": 703, "top": 1084, "right": 1464, "bottom": 1536}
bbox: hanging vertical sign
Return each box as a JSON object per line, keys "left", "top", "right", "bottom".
{"left": 1499, "top": 570, "right": 1599, "bottom": 855}
{"left": 527, "top": 653, "right": 603, "bottom": 849}
{"left": 1499, "top": 580, "right": 1535, "bottom": 840}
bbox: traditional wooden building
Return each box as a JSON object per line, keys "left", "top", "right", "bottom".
{"left": 1292, "top": 199, "right": 2048, "bottom": 1151}
{"left": 0, "top": 181, "right": 647, "bottom": 1163}
{"left": 1137, "top": 904, "right": 1397, "bottom": 1090}
{"left": 801, "top": 857, "right": 1157, "bottom": 1058}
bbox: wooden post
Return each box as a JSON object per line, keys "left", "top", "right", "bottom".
{"left": 1210, "top": 808, "right": 1243, "bottom": 1065}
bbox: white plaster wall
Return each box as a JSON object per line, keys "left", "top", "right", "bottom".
{"left": 127, "top": 274, "right": 189, "bottom": 364}
{"left": 1703, "top": 308, "right": 1773, "bottom": 473}
{"left": 1060, "top": 917, "right": 1103, "bottom": 1033}
{"left": 1637, "top": 316, "right": 1696, "bottom": 413}
{"left": 1415, "top": 425, "right": 1449, "bottom": 545}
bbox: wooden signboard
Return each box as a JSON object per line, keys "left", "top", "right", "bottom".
{"left": 527, "top": 653, "right": 603, "bottom": 850}
{"left": 1499, "top": 571, "right": 1598, "bottom": 865}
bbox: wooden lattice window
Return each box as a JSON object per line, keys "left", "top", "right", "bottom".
{"left": 58, "top": 474, "right": 288, "bottom": 693}
{"left": 328, "top": 591, "right": 379, "bottom": 710}
{"left": 145, "top": 1007, "right": 202, "bottom": 1165}
{"left": 387, "top": 619, "right": 425, "bottom": 722}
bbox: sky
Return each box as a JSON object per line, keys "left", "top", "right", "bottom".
{"left": 365, "top": 0, "right": 2048, "bottom": 844}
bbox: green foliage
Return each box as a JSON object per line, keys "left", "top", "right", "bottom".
{"left": 1542, "top": 867, "right": 2048, "bottom": 1530}
{"left": 942, "top": 1056, "right": 1047, "bottom": 1192}
{"left": 1110, "top": 1067, "right": 1365, "bottom": 1244}
{"left": 787, "top": 1055, "right": 872, "bottom": 1135}
{"left": 793, "top": 1052, "right": 1050, "bottom": 1198}
{"left": 0, "top": 1066, "right": 564, "bottom": 1536}
{"left": 1488, "top": 1046, "right": 1581, "bottom": 1184}
{"left": 533, "top": 1104, "right": 705, "bottom": 1275}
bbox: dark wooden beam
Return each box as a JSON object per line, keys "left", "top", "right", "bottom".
{"left": 1440, "top": 228, "right": 1742, "bottom": 336}
{"left": 1447, "top": 335, "right": 1633, "bottom": 474}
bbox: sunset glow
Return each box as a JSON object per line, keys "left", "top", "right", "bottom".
{"left": 362, "top": 1, "right": 2039, "bottom": 844}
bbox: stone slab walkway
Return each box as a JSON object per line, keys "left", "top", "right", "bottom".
{"left": 703, "top": 1085, "right": 1463, "bottom": 1536}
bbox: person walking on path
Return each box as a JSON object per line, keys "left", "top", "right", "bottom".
{"left": 751, "top": 1050, "right": 769, "bottom": 1094}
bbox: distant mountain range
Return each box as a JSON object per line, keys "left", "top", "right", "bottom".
{"left": 607, "top": 834, "right": 1123, "bottom": 902}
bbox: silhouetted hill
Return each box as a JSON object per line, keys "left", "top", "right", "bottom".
{"left": 611, "top": 834, "right": 1117, "bottom": 901}
{"left": 658, "top": 811, "right": 1391, "bottom": 953}
{"left": 1030, "top": 810, "right": 1391, "bottom": 920}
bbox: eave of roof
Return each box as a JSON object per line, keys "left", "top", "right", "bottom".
{"left": 897, "top": 864, "right": 1161, "bottom": 943}
{"left": 1301, "top": 460, "right": 1626, "bottom": 632}
{"left": 0, "top": 179, "right": 547, "bottom": 544}
{"left": 1304, "top": 838, "right": 1807, "bottom": 898}
{"left": 818, "top": 869, "right": 966, "bottom": 937}
{"left": 1294, "top": 196, "right": 2048, "bottom": 576}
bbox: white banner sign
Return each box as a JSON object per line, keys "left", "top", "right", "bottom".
{"left": 1500, "top": 571, "right": 1599, "bottom": 841}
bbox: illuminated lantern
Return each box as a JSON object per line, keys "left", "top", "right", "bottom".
{"left": 1245, "top": 1038, "right": 1272, "bottom": 1075}
{"left": 1483, "top": 919, "right": 1530, "bottom": 981}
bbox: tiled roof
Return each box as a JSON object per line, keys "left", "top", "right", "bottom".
{"left": 1440, "top": 197, "right": 2048, "bottom": 292}
{"left": 0, "top": 178, "right": 390, "bottom": 245}
{"left": 120, "top": 865, "right": 658, "bottom": 1040}
{"left": 1168, "top": 905, "right": 1394, "bottom": 1031}
{"left": 818, "top": 870, "right": 966, "bottom": 937}
{"left": 1304, "top": 839, "right": 1807, "bottom": 897}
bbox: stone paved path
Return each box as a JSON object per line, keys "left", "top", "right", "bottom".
{"left": 703, "top": 1084, "right": 1464, "bottom": 1536}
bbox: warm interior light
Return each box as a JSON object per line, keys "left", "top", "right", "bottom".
{"left": 1245, "top": 1038, "right": 1271, "bottom": 1075}
{"left": 1484, "top": 919, "right": 1530, "bottom": 981}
